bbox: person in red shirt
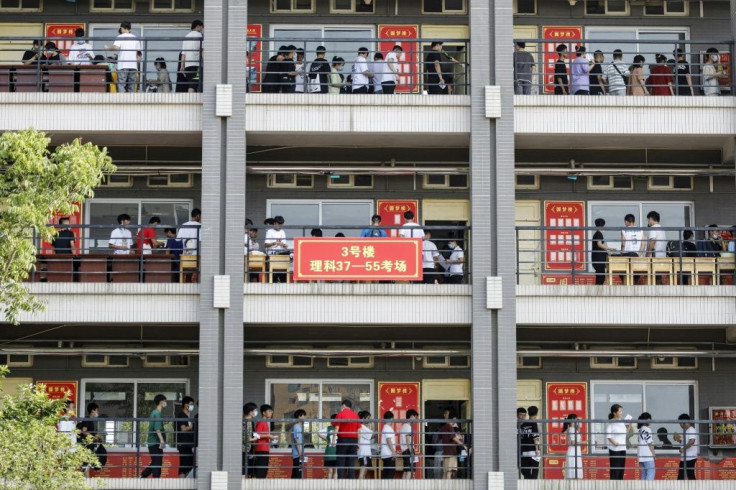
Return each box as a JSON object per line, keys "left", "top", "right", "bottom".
{"left": 332, "top": 399, "right": 360, "bottom": 479}
{"left": 649, "top": 54, "right": 674, "bottom": 96}
{"left": 136, "top": 216, "right": 164, "bottom": 253}
{"left": 253, "top": 404, "right": 275, "bottom": 478}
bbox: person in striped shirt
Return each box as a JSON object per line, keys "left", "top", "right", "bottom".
{"left": 604, "top": 49, "right": 630, "bottom": 96}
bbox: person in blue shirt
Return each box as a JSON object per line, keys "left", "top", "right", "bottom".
{"left": 291, "top": 409, "right": 307, "bottom": 479}
{"left": 361, "top": 215, "right": 387, "bottom": 238}
{"left": 696, "top": 225, "right": 726, "bottom": 257}
{"left": 164, "top": 228, "right": 184, "bottom": 282}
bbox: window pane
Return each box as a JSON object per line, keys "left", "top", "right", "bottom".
{"left": 137, "top": 382, "right": 186, "bottom": 419}
{"left": 333, "top": 0, "right": 351, "bottom": 9}
{"left": 586, "top": 1, "right": 605, "bottom": 15}
{"left": 672, "top": 176, "right": 692, "bottom": 189}
{"left": 592, "top": 383, "right": 643, "bottom": 448}
{"left": 330, "top": 175, "right": 351, "bottom": 185}
{"left": 354, "top": 175, "right": 373, "bottom": 187}
{"left": 667, "top": 1, "right": 686, "bottom": 13}
{"left": 293, "top": 356, "right": 312, "bottom": 366}
{"left": 650, "top": 203, "right": 692, "bottom": 240}
{"left": 449, "top": 174, "right": 468, "bottom": 187}
{"left": 645, "top": 384, "right": 694, "bottom": 447}
{"left": 516, "top": 175, "right": 536, "bottom": 186}
{"left": 275, "top": 0, "right": 291, "bottom": 9}
{"left": 141, "top": 201, "right": 192, "bottom": 228}
{"left": 613, "top": 176, "right": 632, "bottom": 189}
{"left": 148, "top": 175, "right": 168, "bottom": 186}
{"left": 424, "top": 0, "right": 442, "bottom": 12}
{"left": 174, "top": 0, "right": 192, "bottom": 8}
{"left": 295, "top": 0, "right": 312, "bottom": 9}
{"left": 86, "top": 201, "right": 139, "bottom": 252}
{"left": 444, "top": 0, "right": 464, "bottom": 11}
{"left": 321, "top": 383, "right": 371, "bottom": 421}
{"left": 330, "top": 357, "right": 349, "bottom": 367}
{"left": 646, "top": 5, "right": 665, "bottom": 15}
{"left": 269, "top": 203, "right": 319, "bottom": 239}
{"left": 274, "top": 174, "right": 294, "bottom": 185}
{"left": 169, "top": 174, "right": 191, "bottom": 184}
{"left": 116, "top": 0, "right": 133, "bottom": 9}
{"left": 516, "top": 0, "right": 535, "bottom": 14}
{"left": 153, "top": 0, "right": 171, "bottom": 9}
{"left": 449, "top": 356, "right": 469, "bottom": 367}
{"left": 84, "top": 382, "right": 135, "bottom": 418}
{"left": 296, "top": 175, "right": 313, "bottom": 187}
{"left": 93, "top": 0, "right": 112, "bottom": 8}
{"left": 618, "top": 357, "right": 637, "bottom": 367}
{"left": 607, "top": 0, "right": 627, "bottom": 12}
{"left": 591, "top": 175, "right": 610, "bottom": 187}
{"left": 651, "top": 176, "right": 670, "bottom": 187}
{"left": 270, "top": 383, "right": 320, "bottom": 448}
{"left": 322, "top": 202, "right": 372, "bottom": 236}
{"left": 426, "top": 175, "right": 445, "bottom": 185}
{"left": 356, "top": 0, "right": 374, "bottom": 12}
{"left": 24, "top": 0, "right": 40, "bottom": 7}
{"left": 589, "top": 203, "right": 640, "bottom": 248}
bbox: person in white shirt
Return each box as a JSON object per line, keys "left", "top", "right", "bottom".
{"left": 67, "top": 28, "right": 95, "bottom": 66}
{"left": 177, "top": 208, "right": 202, "bottom": 255}
{"left": 636, "top": 412, "right": 656, "bottom": 480}
{"left": 446, "top": 238, "right": 465, "bottom": 284}
{"left": 264, "top": 215, "right": 289, "bottom": 255}
{"left": 383, "top": 45, "right": 402, "bottom": 94}
{"left": 180, "top": 20, "right": 203, "bottom": 93}
{"left": 109, "top": 213, "right": 133, "bottom": 255}
{"left": 104, "top": 20, "right": 142, "bottom": 93}
{"left": 357, "top": 411, "right": 373, "bottom": 480}
{"left": 293, "top": 48, "right": 307, "bottom": 93}
{"left": 646, "top": 211, "right": 667, "bottom": 258}
{"left": 606, "top": 403, "right": 630, "bottom": 480}
{"left": 399, "top": 409, "right": 418, "bottom": 479}
{"left": 620, "top": 214, "right": 645, "bottom": 257}
{"left": 351, "top": 47, "right": 373, "bottom": 93}
{"left": 371, "top": 52, "right": 385, "bottom": 93}
{"left": 676, "top": 414, "right": 698, "bottom": 480}
{"left": 421, "top": 231, "right": 440, "bottom": 284}
{"left": 398, "top": 210, "right": 424, "bottom": 239}
{"left": 380, "top": 411, "right": 398, "bottom": 480}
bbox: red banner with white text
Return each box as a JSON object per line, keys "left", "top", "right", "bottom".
{"left": 378, "top": 25, "right": 419, "bottom": 93}
{"left": 45, "top": 23, "right": 86, "bottom": 58}
{"left": 544, "top": 201, "right": 586, "bottom": 271}
{"left": 542, "top": 26, "right": 581, "bottom": 94}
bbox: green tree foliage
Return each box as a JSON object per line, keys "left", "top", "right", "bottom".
{"left": 0, "top": 129, "right": 115, "bottom": 324}
{"left": 0, "top": 366, "right": 98, "bottom": 489}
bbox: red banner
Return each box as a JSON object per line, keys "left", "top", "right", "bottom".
{"left": 710, "top": 407, "right": 736, "bottom": 447}
{"left": 543, "top": 456, "right": 736, "bottom": 480}
{"left": 247, "top": 24, "right": 262, "bottom": 92}
{"left": 718, "top": 52, "right": 731, "bottom": 87}
{"left": 546, "top": 382, "right": 587, "bottom": 454}
{"left": 45, "top": 23, "right": 86, "bottom": 58}
{"left": 293, "top": 238, "right": 422, "bottom": 281}
{"left": 544, "top": 201, "right": 585, "bottom": 271}
{"left": 94, "top": 450, "right": 179, "bottom": 478}
{"left": 376, "top": 200, "right": 419, "bottom": 238}
{"left": 39, "top": 380, "right": 78, "bottom": 405}
{"left": 542, "top": 26, "right": 582, "bottom": 94}
{"left": 378, "top": 382, "right": 422, "bottom": 478}
{"left": 378, "top": 25, "right": 419, "bottom": 93}
{"left": 541, "top": 273, "right": 597, "bottom": 285}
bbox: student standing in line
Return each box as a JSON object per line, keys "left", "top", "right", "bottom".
{"left": 553, "top": 44, "right": 569, "bottom": 95}
{"left": 563, "top": 414, "right": 583, "bottom": 480}
{"left": 606, "top": 404, "right": 629, "bottom": 480}
{"left": 629, "top": 55, "right": 648, "bottom": 96}
{"left": 253, "top": 404, "right": 275, "bottom": 478}
{"left": 380, "top": 411, "right": 398, "bottom": 480}
{"left": 637, "top": 412, "right": 656, "bottom": 480}
{"left": 318, "top": 414, "right": 339, "bottom": 479}
{"left": 592, "top": 218, "right": 616, "bottom": 285}
{"left": 357, "top": 411, "right": 373, "bottom": 479}
{"left": 291, "top": 409, "right": 307, "bottom": 479}
{"left": 399, "top": 409, "right": 419, "bottom": 479}
{"left": 141, "top": 394, "right": 167, "bottom": 478}
{"left": 242, "top": 402, "right": 259, "bottom": 478}
{"left": 176, "top": 396, "right": 196, "bottom": 478}
{"left": 676, "top": 414, "right": 698, "bottom": 480}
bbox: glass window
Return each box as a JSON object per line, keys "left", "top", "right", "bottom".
{"left": 331, "top": 0, "right": 374, "bottom": 13}
{"left": 0, "top": 0, "right": 40, "bottom": 9}
{"left": 268, "top": 200, "right": 374, "bottom": 239}
{"left": 90, "top": 0, "right": 133, "bottom": 11}
{"left": 585, "top": 0, "right": 628, "bottom": 15}
{"left": 272, "top": 0, "right": 315, "bottom": 12}
{"left": 514, "top": 0, "right": 536, "bottom": 14}
{"left": 150, "top": 0, "right": 193, "bottom": 11}
{"left": 423, "top": 0, "right": 466, "bottom": 13}
{"left": 645, "top": 1, "right": 688, "bottom": 16}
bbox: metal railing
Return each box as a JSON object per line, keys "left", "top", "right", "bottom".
{"left": 515, "top": 226, "right": 735, "bottom": 286}
{"left": 513, "top": 38, "right": 735, "bottom": 96}
{"left": 516, "top": 416, "right": 732, "bottom": 481}
{"left": 0, "top": 36, "right": 200, "bottom": 93}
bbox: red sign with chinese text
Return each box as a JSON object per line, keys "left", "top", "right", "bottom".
{"left": 543, "top": 456, "right": 736, "bottom": 480}
{"left": 39, "top": 380, "right": 78, "bottom": 406}
{"left": 293, "top": 238, "right": 422, "bottom": 281}
{"left": 378, "top": 382, "right": 422, "bottom": 478}
{"left": 545, "top": 382, "right": 587, "bottom": 454}
{"left": 378, "top": 25, "right": 419, "bottom": 93}
{"left": 94, "top": 450, "right": 178, "bottom": 478}
{"left": 45, "top": 23, "right": 86, "bottom": 58}
{"left": 544, "top": 201, "right": 585, "bottom": 271}
{"left": 377, "top": 200, "right": 419, "bottom": 238}
{"left": 710, "top": 407, "right": 736, "bottom": 447}
{"left": 247, "top": 24, "right": 262, "bottom": 92}
{"left": 542, "top": 26, "right": 582, "bottom": 94}
{"left": 717, "top": 52, "right": 731, "bottom": 87}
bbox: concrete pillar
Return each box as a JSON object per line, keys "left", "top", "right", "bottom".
{"left": 198, "top": 0, "right": 247, "bottom": 488}
{"left": 469, "top": 0, "right": 517, "bottom": 489}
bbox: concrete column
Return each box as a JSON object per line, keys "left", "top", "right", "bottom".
{"left": 198, "top": 0, "right": 247, "bottom": 488}
{"left": 469, "top": 0, "right": 517, "bottom": 489}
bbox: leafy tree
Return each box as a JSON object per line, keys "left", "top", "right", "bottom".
{"left": 0, "top": 366, "right": 98, "bottom": 489}
{"left": 0, "top": 129, "right": 115, "bottom": 324}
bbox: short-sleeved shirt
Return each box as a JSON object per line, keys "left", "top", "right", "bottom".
{"left": 422, "top": 240, "right": 439, "bottom": 268}
{"left": 448, "top": 246, "right": 464, "bottom": 275}
{"left": 361, "top": 227, "right": 387, "bottom": 238}
{"left": 592, "top": 230, "right": 608, "bottom": 264}
{"left": 684, "top": 426, "right": 698, "bottom": 460}
{"left": 439, "top": 423, "right": 459, "bottom": 456}
{"left": 623, "top": 229, "right": 644, "bottom": 255}
{"left": 351, "top": 56, "right": 369, "bottom": 90}
{"left": 22, "top": 49, "right": 39, "bottom": 63}
{"left": 291, "top": 423, "right": 304, "bottom": 459}
{"left": 514, "top": 50, "right": 535, "bottom": 82}
{"left": 604, "top": 60, "right": 629, "bottom": 93}
{"left": 589, "top": 63, "right": 604, "bottom": 95}
{"left": 182, "top": 30, "right": 203, "bottom": 68}
{"left": 52, "top": 229, "right": 75, "bottom": 254}
{"left": 147, "top": 408, "right": 165, "bottom": 445}
{"left": 358, "top": 424, "right": 372, "bottom": 457}
{"left": 647, "top": 224, "right": 667, "bottom": 257}
{"left": 399, "top": 223, "right": 424, "bottom": 239}
{"left": 137, "top": 227, "right": 157, "bottom": 249}
{"left": 675, "top": 61, "right": 692, "bottom": 95}
{"left": 384, "top": 51, "right": 399, "bottom": 84}
{"left": 649, "top": 65, "right": 673, "bottom": 96}
{"left": 68, "top": 42, "right": 95, "bottom": 65}
{"left": 76, "top": 419, "right": 96, "bottom": 444}
{"left": 254, "top": 420, "right": 270, "bottom": 453}
{"left": 380, "top": 424, "right": 396, "bottom": 458}
{"left": 264, "top": 228, "right": 288, "bottom": 254}
{"left": 113, "top": 33, "right": 141, "bottom": 70}
{"left": 177, "top": 411, "right": 195, "bottom": 446}
{"left": 554, "top": 59, "right": 568, "bottom": 94}
{"left": 571, "top": 57, "right": 590, "bottom": 94}
{"left": 637, "top": 426, "right": 654, "bottom": 461}
{"left": 424, "top": 51, "right": 442, "bottom": 82}
{"left": 606, "top": 422, "right": 627, "bottom": 451}
{"left": 110, "top": 227, "right": 133, "bottom": 255}
{"left": 320, "top": 425, "right": 337, "bottom": 460}
{"left": 399, "top": 422, "right": 413, "bottom": 453}
{"left": 519, "top": 421, "right": 540, "bottom": 456}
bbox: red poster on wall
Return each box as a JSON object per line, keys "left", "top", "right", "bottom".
{"left": 545, "top": 382, "right": 587, "bottom": 454}
{"left": 378, "top": 25, "right": 419, "bottom": 93}
{"left": 247, "top": 24, "right": 262, "bottom": 92}
{"left": 710, "top": 407, "right": 736, "bottom": 447}
{"left": 378, "top": 382, "right": 422, "bottom": 478}
{"left": 39, "top": 380, "right": 78, "bottom": 406}
{"left": 544, "top": 201, "right": 585, "bottom": 271}
{"left": 542, "top": 26, "right": 582, "bottom": 94}
{"left": 45, "top": 23, "right": 86, "bottom": 58}
{"left": 40, "top": 204, "right": 82, "bottom": 255}
{"left": 376, "top": 199, "right": 419, "bottom": 237}
{"left": 544, "top": 456, "right": 736, "bottom": 480}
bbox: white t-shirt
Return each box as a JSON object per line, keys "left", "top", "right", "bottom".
{"left": 647, "top": 224, "right": 667, "bottom": 257}
{"left": 358, "top": 424, "right": 372, "bottom": 457}
{"left": 606, "top": 422, "right": 627, "bottom": 451}
{"left": 623, "top": 229, "right": 644, "bottom": 255}
{"left": 109, "top": 227, "right": 132, "bottom": 254}
{"left": 637, "top": 426, "right": 654, "bottom": 461}
{"left": 182, "top": 30, "right": 203, "bottom": 68}
{"left": 381, "top": 424, "right": 396, "bottom": 459}
{"left": 68, "top": 42, "right": 95, "bottom": 65}
{"left": 684, "top": 426, "right": 698, "bottom": 460}
{"left": 448, "top": 246, "right": 464, "bottom": 275}
{"left": 294, "top": 62, "right": 305, "bottom": 92}
{"left": 384, "top": 51, "right": 399, "bottom": 84}
{"left": 264, "top": 228, "right": 288, "bottom": 254}
{"left": 371, "top": 61, "right": 385, "bottom": 88}
{"left": 58, "top": 419, "right": 78, "bottom": 447}
{"left": 245, "top": 235, "right": 260, "bottom": 254}
{"left": 177, "top": 220, "right": 201, "bottom": 254}
{"left": 399, "top": 422, "right": 413, "bottom": 452}
{"left": 399, "top": 222, "right": 424, "bottom": 239}
{"left": 352, "top": 56, "right": 369, "bottom": 90}
{"left": 114, "top": 33, "right": 141, "bottom": 70}
{"left": 422, "top": 240, "right": 439, "bottom": 269}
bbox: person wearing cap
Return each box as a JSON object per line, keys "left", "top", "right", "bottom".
{"left": 309, "top": 46, "right": 331, "bottom": 93}
{"left": 383, "top": 45, "right": 403, "bottom": 94}
{"left": 424, "top": 41, "right": 444, "bottom": 94}
{"left": 361, "top": 215, "right": 387, "bottom": 238}
{"left": 673, "top": 48, "right": 694, "bottom": 96}
{"left": 351, "top": 47, "right": 374, "bottom": 93}
{"left": 104, "top": 21, "right": 142, "bottom": 93}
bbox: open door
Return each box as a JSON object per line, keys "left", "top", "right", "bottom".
{"left": 422, "top": 379, "right": 471, "bottom": 479}
{"left": 515, "top": 200, "right": 542, "bottom": 285}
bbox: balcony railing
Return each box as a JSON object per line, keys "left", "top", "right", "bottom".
{"left": 515, "top": 226, "right": 735, "bottom": 286}
{"left": 512, "top": 38, "right": 735, "bottom": 96}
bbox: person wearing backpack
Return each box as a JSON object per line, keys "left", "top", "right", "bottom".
{"left": 604, "top": 49, "right": 629, "bottom": 96}
{"left": 361, "top": 214, "right": 387, "bottom": 238}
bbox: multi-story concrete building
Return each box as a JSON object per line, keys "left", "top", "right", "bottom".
{"left": 1, "top": 1, "right": 735, "bottom": 489}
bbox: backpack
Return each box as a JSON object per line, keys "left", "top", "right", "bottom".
{"left": 370, "top": 228, "right": 382, "bottom": 238}
{"left": 666, "top": 240, "right": 681, "bottom": 257}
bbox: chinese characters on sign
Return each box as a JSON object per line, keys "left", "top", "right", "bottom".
{"left": 378, "top": 25, "right": 419, "bottom": 93}
{"left": 545, "top": 382, "right": 588, "bottom": 454}
{"left": 247, "top": 24, "right": 262, "bottom": 92}
{"left": 39, "top": 380, "right": 78, "bottom": 406}
{"left": 378, "top": 382, "right": 422, "bottom": 478}
{"left": 544, "top": 201, "right": 586, "bottom": 271}
{"left": 376, "top": 199, "right": 419, "bottom": 237}
{"left": 542, "top": 26, "right": 582, "bottom": 94}
{"left": 710, "top": 407, "right": 736, "bottom": 447}
{"left": 45, "top": 23, "right": 86, "bottom": 58}
{"left": 293, "top": 238, "right": 422, "bottom": 281}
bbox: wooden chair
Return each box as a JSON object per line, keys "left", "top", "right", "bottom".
{"left": 650, "top": 257, "right": 674, "bottom": 285}
{"left": 179, "top": 254, "right": 199, "bottom": 283}
{"left": 672, "top": 257, "right": 696, "bottom": 285}
{"left": 607, "top": 256, "right": 629, "bottom": 285}
{"left": 629, "top": 257, "right": 651, "bottom": 285}
{"left": 694, "top": 257, "right": 718, "bottom": 285}
{"left": 246, "top": 254, "right": 266, "bottom": 283}
{"left": 268, "top": 255, "right": 291, "bottom": 283}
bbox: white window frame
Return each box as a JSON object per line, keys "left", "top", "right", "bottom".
{"left": 515, "top": 174, "right": 540, "bottom": 190}
{"left": 513, "top": 0, "right": 537, "bottom": 15}
{"left": 590, "top": 379, "right": 698, "bottom": 454}
{"left": 146, "top": 174, "right": 194, "bottom": 188}
{"left": 89, "top": 0, "right": 135, "bottom": 12}
{"left": 266, "top": 199, "right": 375, "bottom": 226}
{"left": 325, "top": 174, "right": 374, "bottom": 189}
{"left": 586, "top": 200, "right": 695, "bottom": 230}
{"left": 81, "top": 378, "right": 190, "bottom": 417}
{"left": 586, "top": 175, "right": 634, "bottom": 191}
{"left": 0, "top": 0, "right": 42, "bottom": 11}
{"left": 265, "top": 354, "right": 314, "bottom": 368}
{"left": 84, "top": 198, "right": 194, "bottom": 225}
{"left": 584, "top": 0, "right": 629, "bottom": 16}
{"left": 326, "top": 356, "right": 375, "bottom": 368}
{"left": 101, "top": 174, "right": 134, "bottom": 188}
{"left": 330, "top": 0, "right": 375, "bottom": 14}
{"left": 517, "top": 355, "right": 542, "bottom": 369}
{"left": 149, "top": 0, "right": 195, "bottom": 12}
{"left": 142, "top": 355, "right": 192, "bottom": 368}
{"left": 647, "top": 176, "right": 694, "bottom": 191}
{"left": 422, "top": 355, "right": 471, "bottom": 369}
{"left": 268, "top": 24, "right": 376, "bottom": 55}
{"left": 0, "top": 352, "right": 33, "bottom": 367}
{"left": 82, "top": 354, "right": 130, "bottom": 368}
{"left": 422, "top": 174, "right": 469, "bottom": 189}
{"left": 422, "top": 0, "right": 467, "bottom": 14}
{"left": 267, "top": 174, "right": 314, "bottom": 188}
{"left": 584, "top": 26, "right": 691, "bottom": 58}
{"left": 265, "top": 378, "right": 374, "bottom": 420}
{"left": 590, "top": 356, "right": 638, "bottom": 369}
{"left": 651, "top": 355, "right": 698, "bottom": 370}
{"left": 644, "top": 0, "right": 689, "bottom": 16}
{"left": 271, "top": 0, "right": 316, "bottom": 13}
